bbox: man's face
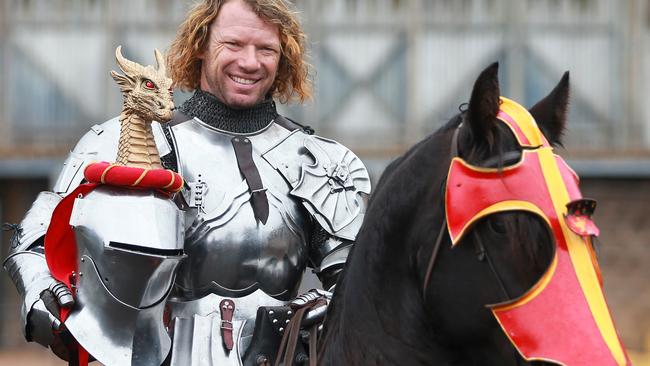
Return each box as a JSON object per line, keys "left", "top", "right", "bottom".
{"left": 199, "top": 0, "right": 281, "bottom": 109}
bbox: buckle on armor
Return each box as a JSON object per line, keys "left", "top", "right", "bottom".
{"left": 187, "top": 181, "right": 207, "bottom": 212}
{"left": 219, "top": 299, "right": 236, "bottom": 352}
{"left": 220, "top": 319, "right": 233, "bottom": 330}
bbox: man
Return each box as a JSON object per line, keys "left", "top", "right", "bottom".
{"left": 4, "top": 0, "right": 370, "bottom": 365}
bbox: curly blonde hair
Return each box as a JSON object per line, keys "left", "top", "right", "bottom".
{"left": 167, "top": 0, "right": 312, "bottom": 103}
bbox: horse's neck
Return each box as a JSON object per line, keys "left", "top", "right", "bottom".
{"left": 319, "top": 244, "right": 452, "bottom": 365}
{"left": 116, "top": 111, "right": 162, "bottom": 169}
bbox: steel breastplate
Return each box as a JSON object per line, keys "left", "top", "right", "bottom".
{"left": 170, "top": 118, "right": 310, "bottom": 301}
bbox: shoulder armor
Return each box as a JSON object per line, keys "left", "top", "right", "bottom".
{"left": 52, "top": 118, "right": 171, "bottom": 195}
{"left": 263, "top": 130, "right": 371, "bottom": 240}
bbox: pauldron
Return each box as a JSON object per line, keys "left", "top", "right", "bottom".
{"left": 52, "top": 118, "right": 171, "bottom": 195}
{"left": 262, "top": 130, "right": 371, "bottom": 241}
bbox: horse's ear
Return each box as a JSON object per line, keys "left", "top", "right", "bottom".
{"left": 529, "top": 72, "right": 570, "bottom": 146}
{"left": 467, "top": 62, "right": 501, "bottom": 145}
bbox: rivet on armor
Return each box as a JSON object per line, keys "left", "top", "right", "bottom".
{"left": 272, "top": 319, "right": 278, "bottom": 324}
{"left": 279, "top": 327, "right": 284, "bottom": 332}
{"left": 287, "top": 310, "right": 292, "bottom": 315}
{"left": 269, "top": 310, "right": 274, "bottom": 315}
{"left": 285, "top": 319, "right": 290, "bottom": 324}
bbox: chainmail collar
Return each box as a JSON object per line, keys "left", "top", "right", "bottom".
{"left": 179, "top": 89, "right": 278, "bottom": 134}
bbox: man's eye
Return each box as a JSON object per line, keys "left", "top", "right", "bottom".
{"left": 260, "top": 48, "right": 278, "bottom": 56}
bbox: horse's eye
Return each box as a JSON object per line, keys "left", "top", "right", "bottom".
{"left": 488, "top": 218, "right": 507, "bottom": 234}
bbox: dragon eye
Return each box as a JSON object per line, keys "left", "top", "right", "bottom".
{"left": 143, "top": 80, "right": 156, "bottom": 89}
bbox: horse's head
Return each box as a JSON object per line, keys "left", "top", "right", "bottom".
{"left": 317, "top": 63, "right": 629, "bottom": 366}
{"left": 423, "top": 63, "right": 629, "bottom": 365}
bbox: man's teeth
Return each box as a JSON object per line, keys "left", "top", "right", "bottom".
{"left": 231, "top": 76, "right": 256, "bottom": 85}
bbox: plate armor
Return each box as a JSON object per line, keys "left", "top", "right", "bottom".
{"left": 4, "top": 107, "right": 371, "bottom": 365}
{"left": 166, "top": 116, "right": 370, "bottom": 365}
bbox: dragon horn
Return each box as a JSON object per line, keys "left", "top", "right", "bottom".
{"left": 154, "top": 48, "right": 166, "bottom": 76}
{"left": 115, "top": 45, "right": 142, "bottom": 75}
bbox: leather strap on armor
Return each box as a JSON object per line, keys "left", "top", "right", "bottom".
{"left": 220, "top": 299, "right": 236, "bottom": 352}
{"left": 274, "top": 115, "right": 314, "bottom": 135}
{"left": 232, "top": 136, "right": 269, "bottom": 224}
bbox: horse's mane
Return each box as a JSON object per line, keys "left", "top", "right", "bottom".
{"left": 318, "top": 116, "right": 462, "bottom": 359}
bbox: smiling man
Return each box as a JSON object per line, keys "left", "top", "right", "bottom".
{"left": 197, "top": 0, "right": 281, "bottom": 108}
{"left": 4, "top": 0, "right": 370, "bottom": 365}
{"left": 159, "top": 1, "right": 371, "bottom": 364}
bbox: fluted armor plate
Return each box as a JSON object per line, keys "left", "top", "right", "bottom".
{"left": 263, "top": 132, "right": 371, "bottom": 240}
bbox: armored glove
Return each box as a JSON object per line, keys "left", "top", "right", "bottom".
{"left": 290, "top": 288, "right": 332, "bottom": 327}
{"left": 4, "top": 251, "right": 73, "bottom": 347}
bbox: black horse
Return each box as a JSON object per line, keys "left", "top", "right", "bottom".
{"left": 317, "top": 63, "right": 588, "bottom": 365}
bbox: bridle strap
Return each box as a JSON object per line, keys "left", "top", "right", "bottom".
{"left": 422, "top": 123, "right": 523, "bottom": 298}
{"left": 421, "top": 121, "right": 525, "bottom": 365}
{"left": 472, "top": 230, "right": 511, "bottom": 300}
{"left": 422, "top": 218, "right": 447, "bottom": 297}
{"left": 422, "top": 125, "right": 461, "bottom": 298}
{"left": 473, "top": 231, "right": 525, "bottom": 366}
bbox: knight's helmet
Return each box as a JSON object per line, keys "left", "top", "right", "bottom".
{"left": 64, "top": 185, "right": 185, "bottom": 366}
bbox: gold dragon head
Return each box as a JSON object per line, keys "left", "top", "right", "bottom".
{"left": 110, "top": 46, "right": 174, "bottom": 123}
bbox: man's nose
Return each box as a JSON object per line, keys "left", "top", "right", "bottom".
{"left": 238, "top": 46, "right": 260, "bottom": 71}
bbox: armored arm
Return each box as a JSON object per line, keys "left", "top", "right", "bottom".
{"left": 309, "top": 226, "right": 355, "bottom": 291}
{"left": 3, "top": 192, "right": 68, "bottom": 345}
{"left": 3, "top": 118, "right": 145, "bottom": 347}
